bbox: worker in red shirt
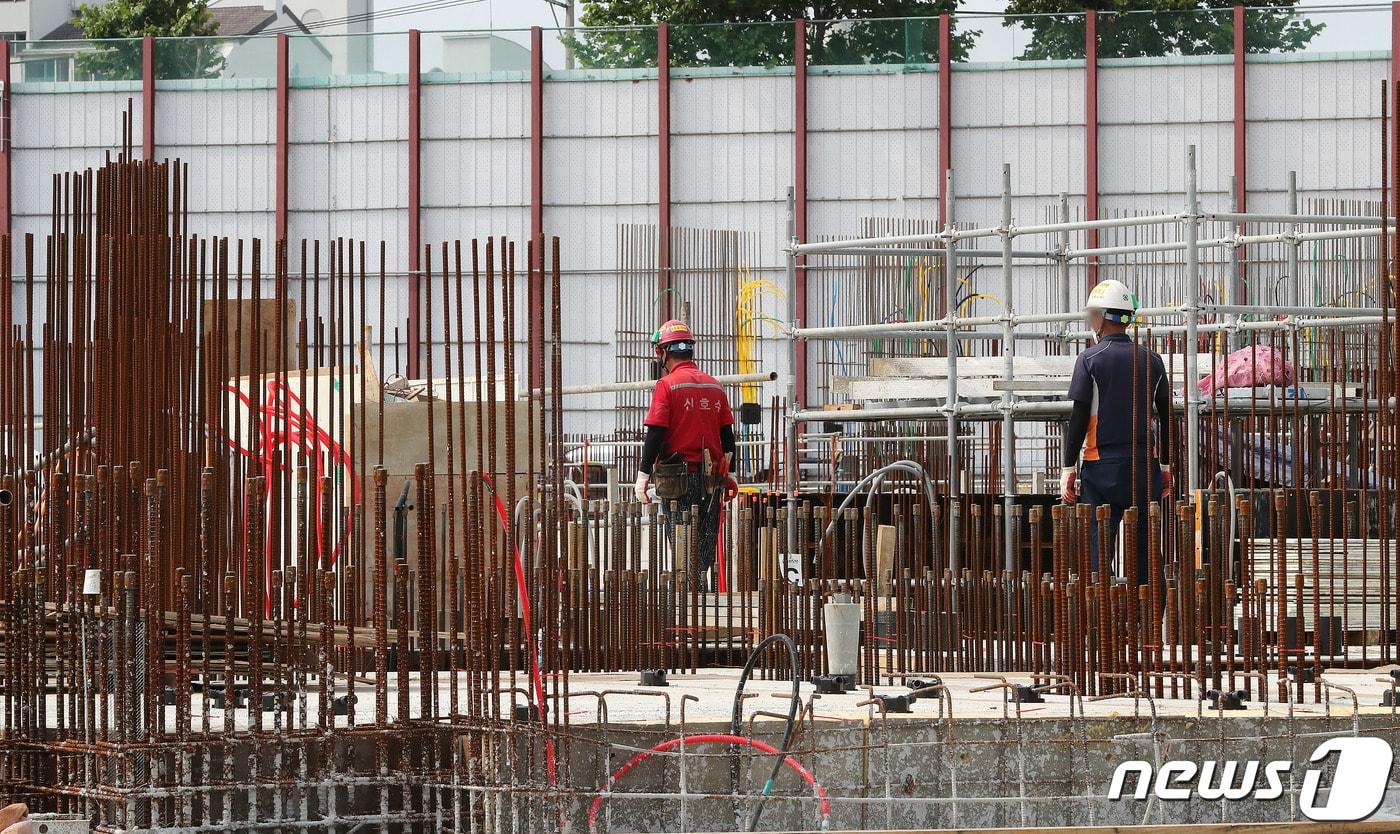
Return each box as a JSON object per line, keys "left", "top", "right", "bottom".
{"left": 634, "top": 319, "right": 739, "bottom": 580}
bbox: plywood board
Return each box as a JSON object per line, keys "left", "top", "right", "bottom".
{"left": 202, "top": 298, "right": 297, "bottom": 377}
{"left": 352, "top": 400, "right": 540, "bottom": 616}
{"left": 875, "top": 524, "right": 897, "bottom": 595}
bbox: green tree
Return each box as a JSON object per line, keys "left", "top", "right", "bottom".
{"left": 571, "top": 1, "right": 977, "bottom": 70}
{"left": 73, "top": 0, "right": 223, "bottom": 81}
{"left": 1003, "top": 0, "right": 1321, "bottom": 61}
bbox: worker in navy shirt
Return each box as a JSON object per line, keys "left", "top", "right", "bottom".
{"left": 634, "top": 319, "right": 739, "bottom": 580}
{"left": 1060, "top": 280, "right": 1174, "bottom": 582}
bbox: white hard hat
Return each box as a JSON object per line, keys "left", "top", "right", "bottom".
{"left": 1084, "top": 280, "right": 1138, "bottom": 321}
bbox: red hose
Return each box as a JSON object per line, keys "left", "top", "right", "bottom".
{"left": 587, "top": 734, "right": 830, "bottom": 833}
{"left": 480, "top": 473, "right": 557, "bottom": 787}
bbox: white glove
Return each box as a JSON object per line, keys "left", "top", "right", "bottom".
{"left": 634, "top": 472, "right": 651, "bottom": 504}
{"left": 1059, "top": 466, "right": 1078, "bottom": 503}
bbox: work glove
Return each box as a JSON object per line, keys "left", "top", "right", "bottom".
{"left": 1059, "top": 466, "right": 1078, "bottom": 503}
{"left": 633, "top": 472, "right": 651, "bottom": 504}
{"left": 0, "top": 803, "right": 31, "bottom": 834}
{"left": 1159, "top": 465, "right": 1173, "bottom": 499}
{"left": 723, "top": 475, "right": 739, "bottom": 502}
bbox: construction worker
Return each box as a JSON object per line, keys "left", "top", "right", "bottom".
{"left": 634, "top": 320, "right": 740, "bottom": 580}
{"left": 1060, "top": 280, "right": 1174, "bottom": 582}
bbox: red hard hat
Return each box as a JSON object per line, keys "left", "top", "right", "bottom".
{"left": 652, "top": 319, "right": 695, "bottom": 354}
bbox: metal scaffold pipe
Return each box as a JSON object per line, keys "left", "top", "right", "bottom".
{"left": 792, "top": 396, "right": 1392, "bottom": 424}
{"left": 1009, "top": 212, "right": 1186, "bottom": 237}
{"left": 788, "top": 302, "right": 1391, "bottom": 343}
{"left": 1287, "top": 170, "right": 1301, "bottom": 308}
{"left": 821, "top": 246, "right": 1053, "bottom": 260}
{"left": 1205, "top": 210, "right": 1390, "bottom": 226}
{"left": 1059, "top": 314, "right": 1392, "bottom": 341}
{"left": 1057, "top": 192, "right": 1072, "bottom": 339}
{"left": 1184, "top": 145, "right": 1202, "bottom": 494}
{"left": 789, "top": 212, "right": 1186, "bottom": 256}
{"left": 1228, "top": 176, "right": 1242, "bottom": 352}
{"left": 527, "top": 371, "right": 776, "bottom": 398}
{"left": 1000, "top": 163, "right": 1016, "bottom": 571}
{"left": 1067, "top": 225, "right": 1397, "bottom": 260}
{"left": 945, "top": 167, "right": 961, "bottom": 579}
{"left": 785, "top": 186, "right": 800, "bottom": 552}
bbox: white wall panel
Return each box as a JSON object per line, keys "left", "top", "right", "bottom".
{"left": 1099, "top": 61, "right": 1233, "bottom": 213}
{"left": 13, "top": 90, "right": 142, "bottom": 150}
{"left": 1098, "top": 122, "right": 1234, "bottom": 198}
{"left": 1099, "top": 61, "right": 1233, "bottom": 124}
{"left": 1245, "top": 58, "right": 1385, "bottom": 123}
{"left": 955, "top": 67, "right": 1085, "bottom": 128}
{"left": 11, "top": 90, "right": 142, "bottom": 273}
{"left": 1246, "top": 58, "right": 1387, "bottom": 208}
{"left": 421, "top": 83, "right": 529, "bottom": 251}
{"left": 544, "top": 136, "right": 656, "bottom": 208}
{"left": 671, "top": 74, "right": 790, "bottom": 266}
{"left": 808, "top": 72, "right": 939, "bottom": 228}
{"left": 4, "top": 55, "right": 1395, "bottom": 433}
{"left": 170, "top": 145, "right": 275, "bottom": 214}
{"left": 545, "top": 204, "right": 655, "bottom": 273}
{"left": 672, "top": 132, "right": 790, "bottom": 205}
{"left": 808, "top": 199, "right": 943, "bottom": 237}
{"left": 168, "top": 141, "right": 274, "bottom": 247}
{"left": 158, "top": 89, "right": 273, "bottom": 147}
{"left": 422, "top": 82, "right": 529, "bottom": 140}
{"left": 672, "top": 75, "right": 793, "bottom": 135}
{"left": 952, "top": 67, "right": 1085, "bottom": 225}
{"left": 808, "top": 72, "right": 938, "bottom": 133}
{"left": 420, "top": 205, "right": 527, "bottom": 246}
{"left": 286, "top": 87, "right": 408, "bottom": 267}
{"left": 421, "top": 136, "right": 529, "bottom": 207}
{"left": 333, "top": 86, "right": 409, "bottom": 143}
{"left": 545, "top": 79, "right": 655, "bottom": 138}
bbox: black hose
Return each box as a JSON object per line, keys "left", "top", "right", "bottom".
{"left": 729, "top": 632, "right": 800, "bottom": 832}
{"left": 392, "top": 479, "right": 413, "bottom": 562}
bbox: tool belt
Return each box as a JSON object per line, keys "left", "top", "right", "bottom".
{"left": 651, "top": 453, "right": 690, "bottom": 501}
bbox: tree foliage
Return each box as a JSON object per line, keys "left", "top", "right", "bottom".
{"left": 571, "top": 1, "right": 976, "bottom": 70}
{"left": 73, "top": 0, "right": 223, "bottom": 81}
{"left": 1003, "top": 0, "right": 1321, "bottom": 61}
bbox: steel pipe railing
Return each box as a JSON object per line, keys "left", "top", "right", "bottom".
{"left": 791, "top": 303, "right": 1394, "bottom": 342}
{"left": 529, "top": 371, "right": 776, "bottom": 398}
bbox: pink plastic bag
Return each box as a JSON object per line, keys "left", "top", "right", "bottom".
{"left": 1197, "top": 345, "right": 1295, "bottom": 396}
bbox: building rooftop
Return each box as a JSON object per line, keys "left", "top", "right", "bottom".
{"left": 42, "top": 4, "right": 287, "bottom": 41}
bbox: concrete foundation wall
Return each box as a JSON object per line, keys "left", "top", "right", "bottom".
{"left": 538, "top": 714, "right": 1400, "bottom": 832}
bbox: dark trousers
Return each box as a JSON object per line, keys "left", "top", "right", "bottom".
{"left": 1078, "top": 456, "right": 1162, "bottom": 586}
{"left": 661, "top": 472, "right": 723, "bottom": 578}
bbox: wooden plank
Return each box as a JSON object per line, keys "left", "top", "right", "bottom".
{"left": 875, "top": 524, "right": 897, "bottom": 595}
{"left": 994, "top": 379, "right": 1073, "bottom": 391}
{"left": 1246, "top": 538, "right": 1387, "bottom": 632}
{"left": 202, "top": 298, "right": 297, "bottom": 376}
{"left": 835, "top": 377, "right": 995, "bottom": 400}
{"left": 869, "top": 355, "right": 1076, "bottom": 378}
{"left": 867, "top": 353, "right": 1215, "bottom": 380}
{"left": 842, "top": 353, "right": 1351, "bottom": 404}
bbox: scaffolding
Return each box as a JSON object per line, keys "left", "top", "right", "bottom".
{"left": 783, "top": 145, "right": 1396, "bottom": 573}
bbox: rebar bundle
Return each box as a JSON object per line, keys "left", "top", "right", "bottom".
{"left": 5, "top": 95, "right": 1400, "bottom": 834}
